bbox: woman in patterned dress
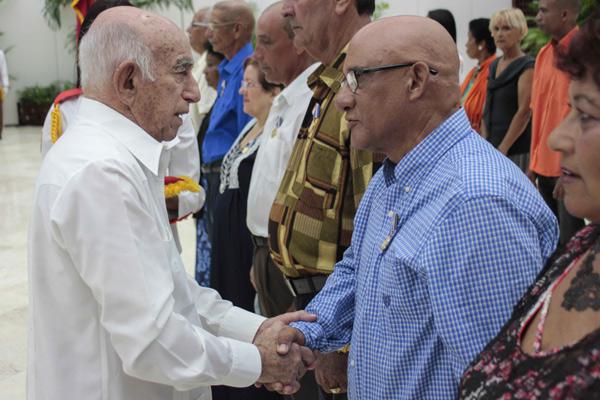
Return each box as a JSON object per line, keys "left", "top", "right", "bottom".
{"left": 459, "top": 9, "right": 600, "bottom": 399}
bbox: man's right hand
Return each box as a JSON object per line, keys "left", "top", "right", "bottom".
{"left": 257, "top": 325, "right": 318, "bottom": 394}
{"left": 276, "top": 325, "right": 307, "bottom": 355}
{"left": 253, "top": 314, "right": 318, "bottom": 394}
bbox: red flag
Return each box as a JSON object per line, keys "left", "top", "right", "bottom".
{"left": 71, "top": 0, "right": 95, "bottom": 41}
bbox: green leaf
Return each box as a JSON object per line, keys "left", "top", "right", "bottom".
{"left": 373, "top": 1, "right": 390, "bottom": 20}
{"left": 18, "top": 81, "right": 76, "bottom": 106}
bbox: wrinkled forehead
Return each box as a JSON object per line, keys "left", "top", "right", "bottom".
{"left": 194, "top": 9, "right": 209, "bottom": 23}
{"left": 570, "top": 76, "right": 600, "bottom": 108}
{"left": 153, "top": 30, "right": 193, "bottom": 65}
{"left": 210, "top": 7, "right": 230, "bottom": 22}
{"left": 345, "top": 35, "right": 398, "bottom": 70}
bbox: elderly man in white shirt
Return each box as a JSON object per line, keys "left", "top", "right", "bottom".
{"left": 248, "top": 1, "right": 318, "bottom": 319}
{"left": 28, "top": 7, "right": 316, "bottom": 400}
{"left": 186, "top": 6, "right": 217, "bottom": 134}
{"left": 41, "top": 0, "right": 204, "bottom": 253}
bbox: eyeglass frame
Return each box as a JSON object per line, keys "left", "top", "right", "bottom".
{"left": 191, "top": 21, "right": 238, "bottom": 30}
{"left": 343, "top": 62, "right": 439, "bottom": 94}
{"left": 240, "top": 80, "right": 257, "bottom": 89}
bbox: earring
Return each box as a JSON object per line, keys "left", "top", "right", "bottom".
{"left": 478, "top": 45, "right": 483, "bottom": 51}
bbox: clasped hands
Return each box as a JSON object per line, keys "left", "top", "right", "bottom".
{"left": 252, "top": 311, "right": 318, "bottom": 394}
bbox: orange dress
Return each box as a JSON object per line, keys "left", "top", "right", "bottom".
{"left": 460, "top": 55, "right": 496, "bottom": 132}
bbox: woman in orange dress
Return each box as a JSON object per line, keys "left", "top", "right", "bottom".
{"left": 460, "top": 18, "right": 496, "bottom": 133}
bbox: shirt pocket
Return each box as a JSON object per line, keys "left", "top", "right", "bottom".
{"left": 300, "top": 137, "right": 344, "bottom": 210}
{"left": 380, "top": 248, "right": 431, "bottom": 323}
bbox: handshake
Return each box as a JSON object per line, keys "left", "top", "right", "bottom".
{"left": 252, "top": 311, "right": 319, "bottom": 395}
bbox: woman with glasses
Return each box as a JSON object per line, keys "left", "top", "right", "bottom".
{"left": 459, "top": 10, "right": 600, "bottom": 398}
{"left": 209, "top": 56, "right": 282, "bottom": 400}
{"left": 482, "top": 8, "right": 534, "bottom": 172}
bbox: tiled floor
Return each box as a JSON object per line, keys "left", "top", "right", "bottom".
{"left": 0, "top": 126, "right": 198, "bottom": 399}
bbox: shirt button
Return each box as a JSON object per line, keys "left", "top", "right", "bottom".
{"left": 383, "top": 294, "right": 391, "bottom": 307}
{"left": 350, "top": 359, "right": 355, "bottom": 367}
{"left": 404, "top": 186, "right": 411, "bottom": 193}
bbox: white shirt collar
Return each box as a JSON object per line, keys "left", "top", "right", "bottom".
{"left": 77, "top": 97, "right": 167, "bottom": 176}
{"left": 276, "top": 63, "right": 320, "bottom": 107}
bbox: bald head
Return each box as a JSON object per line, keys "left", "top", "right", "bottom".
{"left": 207, "top": 0, "right": 255, "bottom": 59}
{"left": 336, "top": 16, "right": 461, "bottom": 163}
{"left": 352, "top": 16, "right": 459, "bottom": 84}
{"left": 557, "top": 0, "right": 581, "bottom": 13}
{"left": 255, "top": 0, "right": 313, "bottom": 85}
{"left": 261, "top": 1, "right": 293, "bottom": 39}
{"left": 194, "top": 6, "right": 210, "bottom": 21}
{"left": 213, "top": 0, "right": 255, "bottom": 38}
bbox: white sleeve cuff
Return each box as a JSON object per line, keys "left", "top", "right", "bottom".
{"left": 220, "top": 338, "right": 262, "bottom": 387}
{"left": 218, "top": 306, "right": 266, "bottom": 343}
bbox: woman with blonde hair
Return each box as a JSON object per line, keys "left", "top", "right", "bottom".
{"left": 482, "top": 8, "right": 534, "bottom": 172}
{"left": 460, "top": 10, "right": 600, "bottom": 398}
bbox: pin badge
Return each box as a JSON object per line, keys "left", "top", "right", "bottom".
{"left": 312, "top": 103, "right": 321, "bottom": 120}
{"left": 271, "top": 116, "right": 283, "bottom": 137}
{"left": 380, "top": 211, "right": 399, "bottom": 252}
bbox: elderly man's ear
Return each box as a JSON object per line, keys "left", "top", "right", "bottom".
{"left": 113, "top": 61, "right": 141, "bottom": 106}
{"left": 232, "top": 22, "right": 245, "bottom": 40}
{"left": 334, "top": 0, "right": 353, "bottom": 15}
{"left": 406, "top": 63, "right": 430, "bottom": 101}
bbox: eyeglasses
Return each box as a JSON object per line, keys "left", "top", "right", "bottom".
{"left": 191, "top": 21, "right": 238, "bottom": 30}
{"left": 343, "top": 62, "right": 439, "bottom": 94}
{"left": 241, "top": 80, "right": 257, "bottom": 89}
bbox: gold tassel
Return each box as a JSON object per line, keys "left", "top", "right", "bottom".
{"left": 50, "top": 104, "right": 62, "bottom": 144}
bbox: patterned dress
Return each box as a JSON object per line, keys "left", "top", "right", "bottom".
{"left": 459, "top": 225, "right": 600, "bottom": 399}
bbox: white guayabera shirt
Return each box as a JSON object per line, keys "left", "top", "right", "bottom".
{"left": 28, "top": 97, "right": 265, "bottom": 400}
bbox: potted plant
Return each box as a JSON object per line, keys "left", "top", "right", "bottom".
{"left": 17, "top": 81, "right": 74, "bottom": 126}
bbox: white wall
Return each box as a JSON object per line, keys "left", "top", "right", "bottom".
{"left": 0, "top": 0, "right": 510, "bottom": 125}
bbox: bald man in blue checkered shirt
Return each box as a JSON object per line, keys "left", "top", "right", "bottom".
{"left": 273, "top": 16, "right": 559, "bottom": 399}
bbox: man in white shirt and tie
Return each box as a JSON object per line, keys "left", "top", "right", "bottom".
{"left": 28, "top": 7, "right": 315, "bottom": 400}
{"left": 247, "top": 1, "right": 317, "bottom": 319}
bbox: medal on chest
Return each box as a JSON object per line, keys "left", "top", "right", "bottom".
{"left": 312, "top": 102, "right": 321, "bottom": 121}
{"left": 271, "top": 116, "right": 283, "bottom": 138}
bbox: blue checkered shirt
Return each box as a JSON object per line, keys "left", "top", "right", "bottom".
{"left": 291, "top": 109, "right": 558, "bottom": 399}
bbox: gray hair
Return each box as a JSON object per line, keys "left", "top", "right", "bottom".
{"left": 79, "top": 20, "right": 155, "bottom": 91}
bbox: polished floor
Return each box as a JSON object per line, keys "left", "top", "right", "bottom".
{"left": 0, "top": 126, "right": 198, "bottom": 399}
